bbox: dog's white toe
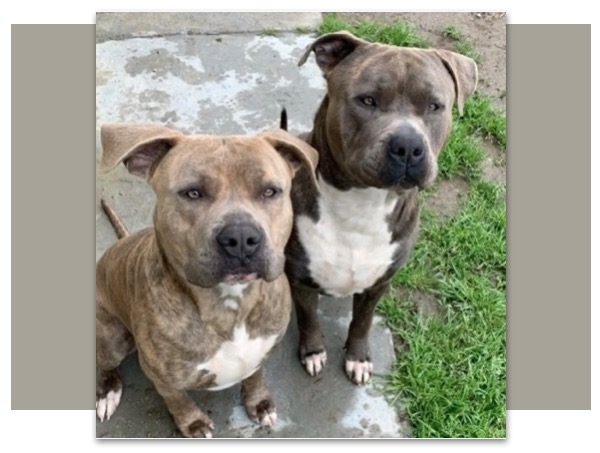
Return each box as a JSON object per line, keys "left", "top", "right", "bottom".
{"left": 303, "top": 351, "right": 327, "bottom": 376}
{"left": 260, "top": 411, "right": 277, "bottom": 427}
{"left": 96, "top": 388, "right": 122, "bottom": 422}
{"left": 345, "top": 359, "right": 374, "bottom": 385}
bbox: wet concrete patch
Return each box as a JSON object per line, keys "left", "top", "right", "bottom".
{"left": 96, "top": 34, "right": 324, "bottom": 134}
{"left": 124, "top": 48, "right": 206, "bottom": 84}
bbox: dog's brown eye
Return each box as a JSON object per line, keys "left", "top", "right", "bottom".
{"left": 428, "top": 103, "right": 440, "bottom": 111}
{"left": 362, "top": 96, "right": 376, "bottom": 107}
{"left": 184, "top": 189, "right": 202, "bottom": 199}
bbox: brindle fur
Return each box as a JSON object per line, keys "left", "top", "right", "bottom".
{"left": 96, "top": 124, "right": 318, "bottom": 437}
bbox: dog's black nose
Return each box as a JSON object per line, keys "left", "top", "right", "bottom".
{"left": 217, "top": 224, "right": 264, "bottom": 260}
{"left": 387, "top": 125, "right": 426, "bottom": 166}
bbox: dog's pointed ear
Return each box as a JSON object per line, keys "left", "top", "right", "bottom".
{"left": 434, "top": 50, "right": 478, "bottom": 117}
{"left": 298, "top": 31, "right": 367, "bottom": 74}
{"left": 99, "top": 123, "right": 184, "bottom": 178}
{"left": 260, "top": 129, "right": 319, "bottom": 189}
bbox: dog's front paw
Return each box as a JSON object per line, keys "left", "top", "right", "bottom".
{"left": 345, "top": 359, "right": 374, "bottom": 385}
{"left": 246, "top": 398, "right": 278, "bottom": 427}
{"left": 184, "top": 418, "right": 215, "bottom": 438}
{"left": 246, "top": 398, "right": 277, "bottom": 427}
{"left": 300, "top": 349, "right": 328, "bottom": 376}
{"left": 96, "top": 388, "right": 122, "bottom": 421}
{"left": 96, "top": 369, "right": 123, "bottom": 422}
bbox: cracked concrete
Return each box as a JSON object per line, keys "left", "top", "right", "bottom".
{"left": 96, "top": 13, "right": 409, "bottom": 439}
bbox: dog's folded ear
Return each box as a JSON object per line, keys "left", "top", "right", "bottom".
{"left": 298, "top": 31, "right": 367, "bottom": 74}
{"left": 433, "top": 50, "right": 478, "bottom": 117}
{"left": 259, "top": 129, "right": 319, "bottom": 189}
{"left": 99, "top": 123, "right": 184, "bottom": 178}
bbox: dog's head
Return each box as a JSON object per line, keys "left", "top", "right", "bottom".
{"left": 100, "top": 124, "right": 318, "bottom": 288}
{"left": 299, "top": 31, "right": 478, "bottom": 190}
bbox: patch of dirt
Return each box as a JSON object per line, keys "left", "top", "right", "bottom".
{"left": 423, "top": 178, "right": 469, "bottom": 220}
{"left": 481, "top": 140, "right": 507, "bottom": 185}
{"left": 392, "top": 287, "right": 446, "bottom": 320}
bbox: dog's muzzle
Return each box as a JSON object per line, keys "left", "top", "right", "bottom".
{"left": 382, "top": 124, "right": 428, "bottom": 188}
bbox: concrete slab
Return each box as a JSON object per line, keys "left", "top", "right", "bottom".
{"left": 96, "top": 30, "right": 410, "bottom": 438}
{"left": 96, "top": 12, "right": 323, "bottom": 42}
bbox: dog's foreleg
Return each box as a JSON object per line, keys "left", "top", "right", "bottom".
{"left": 344, "top": 281, "right": 390, "bottom": 385}
{"left": 241, "top": 368, "right": 277, "bottom": 427}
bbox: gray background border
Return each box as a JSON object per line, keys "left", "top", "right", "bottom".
{"left": 11, "top": 23, "right": 591, "bottom": 410}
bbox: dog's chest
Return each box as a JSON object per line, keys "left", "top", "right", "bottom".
{"left": 197, "top": 324, "right": 277, "bottom": 391}
{"left": 296, "top": 181, "right": 398, "bottom": 297}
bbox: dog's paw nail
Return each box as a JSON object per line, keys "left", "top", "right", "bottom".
{"left": 304, "top": 351, "right": 327, "bottom": 376}
{"left": 345, "top": 359, "right": 373, "bottom": 385}
{"left": 187, "top": 419, "right": 214, "bottom": 438}
{"left": 260, "top": 411, "right": 277, "bottom": 427}
{"left": 96, "top": 398, "right": 107, "bottom": 422}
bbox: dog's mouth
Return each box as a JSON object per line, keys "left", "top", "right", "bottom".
{"left": 394, "top": 175, "right": 420, "bottom": 190}
{"left": 184, "top": 269, "right": 259, "bottom": 288}
{"left": 222, "top": 272, "right": 258, "bottom": 284}
{"left": 360, "top": 162, "right": 421, "bottom": 190}
{"left": 184, "top": 250, "right": 283, "bottom": 288}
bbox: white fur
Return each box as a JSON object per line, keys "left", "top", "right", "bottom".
{"left": 223, "top": 298, "right": 239, "bottom": 310}
{"left": 260, "top": 412, "right": 278, "bottom": 427}
{"left": 302, "top": 351, "right": 327, "bottom": 377}
{"left": 296, "top": 179, "right": 399, "bottom": 297}
{"left": 345, "top": 359, "right": 374, "bottom": 384}
{"left": 197, "top": 324, "right": 277, "bottom": 391}
{"left": 96, "top": 388, "right": 122, "bottom": 422}
{"left": 218, "top": 282, "right": 249, "bottom": 299}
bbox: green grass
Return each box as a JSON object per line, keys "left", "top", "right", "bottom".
{"left": 436, "top": 96, "right": 506, "bottom": 180}
{"left": 319, "top": 14, "right": 429, "bottom": 48}
{"left": 462, "top": 94, "right": 507, "bottom": 150}
{"left": 318, "top": 14, "right": 506, "bottom": 438}
{"left": 443, "top": 25, "right": 482, "bottom": 63}
{"left": 382, "top": 181, "right": 506, "bottom": 438}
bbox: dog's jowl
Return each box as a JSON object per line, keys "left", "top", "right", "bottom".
{"left": 284, "top": 31, "right": 478, "bottom": 384}
{"left": 95, "top": 124, "right": 318, "bottom": 437}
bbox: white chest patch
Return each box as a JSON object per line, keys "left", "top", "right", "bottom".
{"left": 296, "top": 180, "right": 398, "bottom": 297}
{"left": 197, "top": 324, "right": 277, "bottom": 391}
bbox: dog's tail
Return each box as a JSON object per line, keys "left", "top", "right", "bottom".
{"left": 100, "top": 199, "right": 130, "bottom": 239}
{"left": 280, "top": 107, "right": 288, "bottom": 131}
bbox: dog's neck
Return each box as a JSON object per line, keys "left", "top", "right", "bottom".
{"left": 308, "top": 96, "right": 414, "bottom": 202}
{"left": 308, "top": 95, "right": 364, "bottom": 191}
